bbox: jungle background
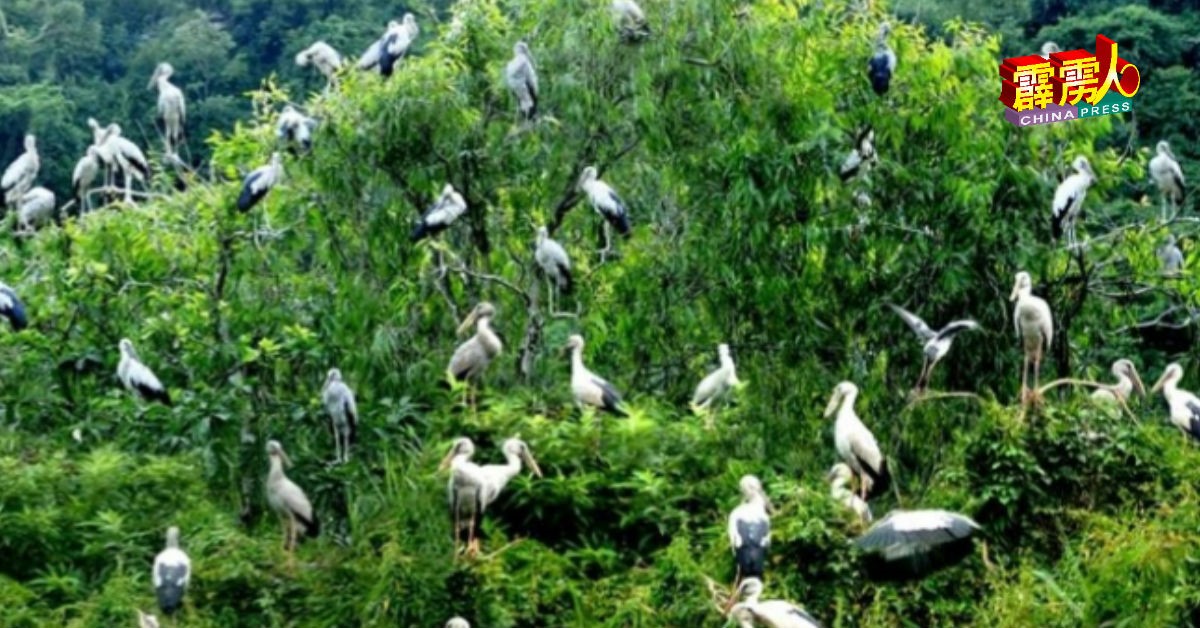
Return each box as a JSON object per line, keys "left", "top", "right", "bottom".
{"left": 0, "top": 0, "right": 1199, "bottom": 626}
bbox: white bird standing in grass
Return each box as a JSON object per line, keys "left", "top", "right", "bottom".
{"left": 578, "top": 166, "right": 631, "bottom": 258}
{"left": 505, "top": 41, "right": 539, "bottom": 122}
{"left": 118, "top": 338, "right": 172, "bottom": 406}
{"left": 72, "top": 146, "right": 102, "bottom": 214}
{"left": 1150, "top": 363, "right": 1200, "bottom": 442}
{"left": 87, "top": 118, "right": 117, "bottom": 190}
{"left": 828, "top": 462, "right": 872, "bottom": 524}
{"left": 839, "top": 126, "right": 876, "bottom": 182}
{"left": 439, "top": 437, "right": 486, "bottom": 555}
{"left": 1010, "top": 271, "right": 1053, "bottom": 404}
{"left": 2, "top": 134, "right": 39, "bottom": 208}
{"left": 887, "top": 303, "right": 979, "bottom": 393}
{"left": 691, "top": 343, "right": 741, "bottom": 419}
{"left": 447, "top": 302, "right": 502, "bottom": 410}
{"left": 100, "top": 125, "right": 151, "bottom": 204}
{"left": 1159, "top": 234, "right": 1184, "bottom": 275}
{"left": 1149, "top": 140, "right": 1185, "bottom": 220}
{"left": 1051, "top": 156, "right": 1096, "bottom": 249}
{"left": 727, "top": 475, "right": 770, "bottom": 587}
{"left": 825, "top": 381, "right": 890, "bottom": 501}
{"left": 565, "top": 334, "right": 628, "bottom": 417}
{"left": 152, "top": 526, "right": 191, "bottom": 618}
{"left": 149, "top": 63, "right": 186, "bottom": 153}
{"left": 295, "top": 41, "right": 344, "bottom": 85}
{"left": 1091, "top": 359, "right": 1145, "bottom": 406}
{"left": 477, "top": 438, "right": 542, "bottom": 517}
{"left": 611, "top": 0, "right": 650, "bottom": 40}
{"left": 237, "top": 152, "right": 283, "bottom": 213}
{"left": 868, "top": 22, "right": 897, "bottom": 95}
{"left": 265, "top": 440, "right": 319, "bottom": 552}
{"left": 535, "top": 226, "right": 572, "bottom": 311}
{"left": 412, "top": 184, "right": 468, "bottom": 242}
{"left": 322, "top": 368, "right": 358, "bottom": 464}
{"left": 16, "top": 187, "right": 55, "bottom": 233}
{"left": 0, "top": 282, "right": 29, "bottom": 331}
{"left": 276, "top": 106, "right": 318, "bottom": 153}
{"left": 725, "top": 578, "right": 821, "bottom": 628}
{"left": 854, "top": 509, "right": 981, "bottom": 581}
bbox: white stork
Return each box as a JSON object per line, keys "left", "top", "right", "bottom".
{"left": 322, "top": 368, "right": 358, "bottom": 464}
{"left": 868, "top": 22, "right": 897, "bottom": 95}
{"left": 1010, "top": 271, "right": 1053, "bottom": 404}
{"left": 101, "top": 125, "right": 150, "bottom": 204}
{"left": 152, "top": 526, "right": 191, "bottom": 617}
{"left": 117, "top": 338, "right": 172, "bottom": 406}
{"left": 445, "top": 618, "right": 471, "bottom": 628}
{"left": 854, "top": 509, "right": 981, "bottom": 581}
{"left": 565, "top": 334, "right": 628, "bottom": 417}
{"left": 295, "top": 41, "right": 344, "bottom": 85}
{"left": 237, "top": 152, "right": 283, "bottom": 213}
{"left": 726, "top": 578, "right": 821, "bottom": 628}
{"left": 1091, "top": 359, "right": 1145, "bottom": 406}
{"left": 2, "top": 134, "right": 39, "bottom": 208}
{"left": 611, "top": 0, "right": 650, "bottom": 40}
{"left": 839, "top": 126, "right": 876, "bottom": 182}
{"left": 148, "top": 63, "right": 186, "bottom": 153}
{"left": 1150, "top": 363, "right": 1200, "bottom": 443}
{"left": 828, "top": 462, "right": 872, "bottom": 523}
{"left": 16, "top": 187, "right": 55, "bottom": 233}
{"left": 1039, "top": 41, "right": 1061, "bottom": 59}
{"left": 887, "top": 303, "right": 979, "bottom": 392}
{"left": 137, "top": 610, "right": 160, "bottom": 628}
{"left": 1051, "top": 156, "right": 1096, "bottom": 249}
{"left": 475, "top": 438, "right": 542, "bottom": 544}
{"left": 412, "top": 183, "right": 467, "bottom": 242}
{"left": 0, "top": 282, "right": 29, "bottom": 331}
{"left": 535, "top": 226, "right": 573, "bottom": 310}
{"left": 691, "top": 343, "right": 741, "bottom": 416}
{"left": 727, "top": 474, "right": 770, "bottom": 586}
{"left": 72, "top": 146, "right": 102, "bottom": 214}
{"left": 578, "top": 166, "right": 631, "bottom": 257}
{"left": 358, "top": 14, "right": 418, "bottom": 77}
{"left": 439, "top": 437, "right": 486, "bottom": 555}
{"left": 505, "top": 41, "right": 539, "bottom": 122}
{"left": 1159, "top": 234, "right": 1184, "bottom": 275}
{"left": 447, "top": 302, "right": 502, "bottom": 409}
{"left": 824, "top": 381, "right": 890, "bottom": 501}
{"left": 1149, "top": 140, "right": 1185, "bottom": 220}
{"left": 87, "top": 118, "right": 117, "bottom": 191}
{"left": 265, "top": 440, "right": 319, "bottom": 551}
{"left": 276, "top": 106, "right": 318, "bottom": 153}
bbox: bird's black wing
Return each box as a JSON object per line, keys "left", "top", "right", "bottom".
{"left": 734, "top": 519, "right": 769, "bottom": 579}
{"left": 344, "top": 398, "right": 358, "bottom": 444}
{"left": 785, "top": 606, "right": 823, "bottom": 628}
{"left": 135, "top": 381, "right": 172, "bottom": 407}
{"left": 237, "top": 171, "right": 267, "bottom": 212}
{"left": 935, "top": 320, "right": 978, "bottom": 342}
{"left": 0, "top": 287, "right": 28, "bottom": 330}
{"left": 1184, "top": 401, "right": 1200, "bottom": 441}
{"left": 154, "top": 563, "right": 188, "bottom": 615}
{"left": 868, "top": 54, "right": 891, "bottom": 94}
{"left": 594, "top": 377, "right": 628, "bottom": 417}
{"left": 887, "top": 303, "right": 936, "bottom": 341}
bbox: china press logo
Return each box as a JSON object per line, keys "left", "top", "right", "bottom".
{"left": 1000, "top": 35, "right": 1140, "bottom": 127}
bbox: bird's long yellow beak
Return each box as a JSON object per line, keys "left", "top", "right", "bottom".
{"left": 823, "top": 391, "right": 841, "bottom": 418}
{"left": 438, "top": 448, "right": 457, "bottom": 472}
{"left": 1131, "top": 369, "right": 1147, "bottom": 398}
{"left": 525, "top": 453, "right": 543, "bottom": 478}
{"left": 456, "top": 309, "right": 478, "bottom": 337}
{"left": 1150, "top": 372, "right": 1169, "bottom": 395}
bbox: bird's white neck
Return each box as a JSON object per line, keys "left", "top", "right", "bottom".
{"left": 570, "top": 346, "right": 585, "bottom": 373}
{"left": 268, "top": 456, "right": 286, "bottom": 482}
{"left": 497, "top": 450, "right": 523, "bottom": 483}
{"left": 1112, "top": 374, "right": 1133, "bottom": 400}
{"left": 837, "top": 392, "right": 858, "bottom": 420}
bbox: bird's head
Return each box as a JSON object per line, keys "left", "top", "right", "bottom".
{"left": 87, "top": 117, "right": 100, "bottom": 130}
{"left": 724, "top": 577, "right": 764, "bottom": 613}
{"left": 24, "top": 134, "right": 36, "bottom": 151}
{"left": 1151, "top": 363, "right": 1184, "bottom": 395}
{"left": 118, "top": 338, "right": 136, "bottom": 357}
{"left": 325, "top": 367, "right": 343, "bottom": 386}
{"left": 515, "top": 41, "right": 531, "bottom": 57}
{"left": 165, "top": 526, "right": 181, "bottom": 548}
{"left": 563, "top": 333, "right": 585, "bottom": 356}
{"left": 1009, "top": 271, "right": 1032, "bottom": 301}
{"left": 457, "top": 302, "right": 496, "bottom": 336}
{"left": 1073, "top": 155, "right": 1095, "bottom": 180}
{"left": 717, "top": 343, "right": 732, "bottom": 360}
{"left": 445, "top": 618, "right": 471, "bottom": 628}
{"left": 536, "top": 225, "right": 549, "bottom": 244}
{"left": 148, "top": 62, "right": 173, "bottom": 89}
{"left": 1157, "top": 140, "right": 1175, "bottom": 160}
{"left": 1040, "top": 41, "right": 1061, "bottom": 58}
{"left": 577, "top": 166, "right": 599, "bottom": 191}
{"left": 266, "top": 440, "right": 292, "bottom": 468}
{"left": 504, "top": 438, "right": 543, "bottom": 477}
{"left": 137, "top": 610, "right": 161, "bottom": 628}
{"left": 440, "top": 182, "right": 457, "bottom": 200}
{"left": 826, "top": 462, "right": 854, "bottom": 484}
{"left": 1114, "top": 359, "right": 1145, "bottom": 397}
{"left": 877, "top": 21, "right": 892, "bottom": 39}
{"left": 439, "top": 437, "right": 475, "bottom": 471}
{"left": 824, "top": 381, "right": 857, "bottom": 417}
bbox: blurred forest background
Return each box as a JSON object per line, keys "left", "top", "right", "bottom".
{"left": 0, "top": 0, "right": 1199, "bottom": 626}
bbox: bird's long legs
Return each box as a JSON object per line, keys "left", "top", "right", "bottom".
{"left": 1020, "top": 352, "right": 1030, "bottom": 404}
{"left": 914, "top": 357, "right": 931, "bottom": 393}
{"left": 599, "top": 223, "right": 613, "bottom": 262}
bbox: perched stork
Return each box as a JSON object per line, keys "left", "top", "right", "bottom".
{"left": 87, "top": 118, "right": 117, "bottom": 189}
{"left": 505, "top": 41, "right": 539, "bottom": 122}
{"left": 1051, "top": 156, "right": 1096, "bottom": 249}
{"left": 0, "top": 282, "right": 29, "bottom": 331}
{"left": 101, "top": 125, "right": 150, "bottom": 204}
{"left": 237, "top": 152, "right": 283, "bottom": 213}
{"left": 1159, "top": 234, "right": 1184, "bottom": 276}
{"left": 439, "top": 437, "right": 486, "bottom": 554}
{"left": 1150, "top": 363, "right": 1200, "bottom": 442}
{"left": 276, "top": 106, "right": 318, "bottom": 153}
{"left": 726, "top": 578, "right": 821, "bottom": 628}
{"left": 137, "top": 610, "right": 160, "bottom": 628}
{"left": 868, "top": 22, "right": 897, "bottom": 95}
{"left": 854, "top": 509, "right": 981, "bottom": 581}
{"left": 611, "top": 0, "right": 650, "bottom": 40}
{"left": 825, "top": 381, "right": 889, "bottom": 501}
{"left": 887, "top": 303, "right": 979, "bottom": 392}
{"left": 1010, "top": 271, "right": 1053, "bottom": 404}
{"left": 447, "top": 302, "right": 502, "bottom": 409}
{"left": 117, "top": 338, "right": 172, "bottom": 406}
{"left": 691, "top": 343, "right": 741, "bottom": 417}
{"left": 72, "top": 146, "right": 102, "bottom": 214}
{"left": 152, "top": 526, "right": 191, "bottom": 617}
{"left": 148, "top": 63, "right": 186, "bottom": 153}
{"left": 477, "top": 438, "right": 542, "bottom": 528}
{"left": 565, "top": 334, "right": 628, "bottom": 417}
{"left": 828, "top": 463, "right": 872, "bottom": 523}
{"left": 1091, "top": 359, "right": 1145, "bottom": 406}
{"left": 322, "top": 368, "right": 358, "bottom": 464}
{"left": 265, "top": 440, "right": 320, "bottom": 551}
{"left": 727, "top": 475, "right": 771, "bottom": 586}
{"left": 295, "top": 41, "right": 344, "bottom": 84}
{"left": 1039, "top": 41, "right": 1061, "bottom": 59}
{"left": 839, "top": 126, "right": 875, "bottom": 182}
{"left": 578, "top": 166, "right": 631, "bottom": 257}
{"left": 445, "top": 618, "right": 471, "bottom": 628}
{"left": 358, "top": 15, "right": 418, "bottom": 77}
{"left": 535, "top": 226, "right": 572, "bottom": 311}
{"left": 2, "top": 134, "right": 39, "bottom": 208}
{"left": 16, "top": 187, "right": 55, "bottom": 233}
{"left": 411, "top": 183, "right": 467, "bottom": 242}
{"left": 1149, "top": 140, "right": 1185, "bottom": 220}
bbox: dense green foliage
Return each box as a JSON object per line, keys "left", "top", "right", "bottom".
{"left": 1, "top": 0, "right": 1199, "bottom": 626}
